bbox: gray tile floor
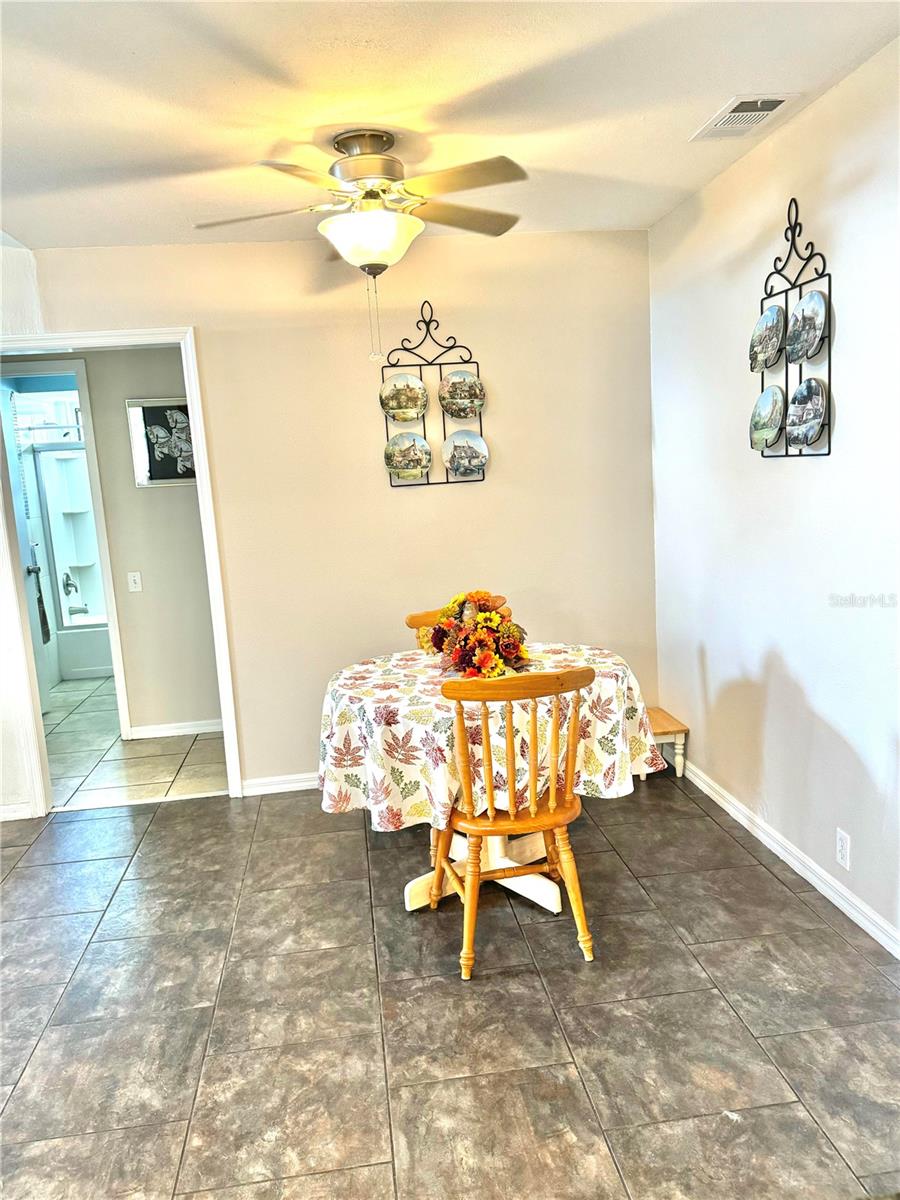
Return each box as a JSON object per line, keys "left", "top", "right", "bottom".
{"left": 0, "top": 771, "right": 898, "bottom": 1199}
{"left": 42, "top": 676, "right": 227, "bottom": 807}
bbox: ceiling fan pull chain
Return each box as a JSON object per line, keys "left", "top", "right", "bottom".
{"left": 366, "top": 273, "right": 385, "bottom": 362}
{"left": 373, "top": 274, "right": 384, "bottom": 360}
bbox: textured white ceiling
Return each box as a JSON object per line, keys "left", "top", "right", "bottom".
{"left": 2, "top": 1, "right": 897, "bottom": 248}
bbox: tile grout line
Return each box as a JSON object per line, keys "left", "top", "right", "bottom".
{"left": 4, "top": 780, "right": 893, "bottom": 1194}
{"left": 48, "top": 679, "right": 119, "bottom": 797}
{"left": 1, "top": 1116, "right": 190, "bottom": 1153}
{"left": 668, "top": 894, "right": 872, "bottom": 1193}
{"left": 173, "top": 1161, "right": 394, "bottom": 1198}
{"left": 169, "top": 800, "right": 260, "bottom": 1198}
{"left": 0, "top": 799, "right": 157, "bottom": 1122}
{"left": 622, "top": 789, "right": 898, "bottom": 971}
{"left": 557, "top": 873, "right": 869, "bottom": 1190}
{"left": 164, "top": 735, "right": 202, "bottom": 799}
{"left": 85, "top": 735, "right": 195, "bottom": 806}
{"left": 509, "top": 875, "right": 636, "bottom": 1200}
{"left": 716, "top": 976, "right": 869, "bottom": 1191}
{"left": 366, "top": 822, "right": 401, "bottom": 1200}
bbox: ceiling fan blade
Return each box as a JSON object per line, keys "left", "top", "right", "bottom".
{"left": 402, "top": 155, "right": 526, "bottom": 199}
{"left": 194, "top": 203, "right": 340, "bottom": 230}
{"left": 258, "top": 159, "right": 354, "bottom": 193}
{"left": 411, "top": 200, "right": 519, "bottom": 237}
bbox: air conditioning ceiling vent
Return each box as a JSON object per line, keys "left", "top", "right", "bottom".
{"left": 691, "top": 94, "right": 799, "bottom": 141}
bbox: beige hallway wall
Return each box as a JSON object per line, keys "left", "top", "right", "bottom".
{"left": 34, "top": 230, "right": 657, "bottom": 784}
{"left": 649, "top": 42, "right": 899, "bottom": 930}
{"left": 2, "top": 347, "right": 221, "bottom": 729}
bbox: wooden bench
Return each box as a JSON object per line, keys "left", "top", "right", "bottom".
{"left": 642, "top": 707, "right": 689, "bottom": 780}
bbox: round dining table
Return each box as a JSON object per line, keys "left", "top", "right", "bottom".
{"left": 318, "top": 643, "right": 666, "bottom": 912}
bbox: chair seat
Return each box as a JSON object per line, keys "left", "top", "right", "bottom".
{"left": 450, "top": 793, "right": 582, "bottom": 837}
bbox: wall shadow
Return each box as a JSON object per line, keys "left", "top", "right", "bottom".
{"left": 697, "top": 645, "right": 899, "bottom": 930}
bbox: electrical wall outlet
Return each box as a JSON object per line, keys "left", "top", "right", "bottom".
{"left": 835, "top": 828, "right": 851, "bottom": 871}
{"left": 127, "top": 571, "right": 143, "bottom": 593}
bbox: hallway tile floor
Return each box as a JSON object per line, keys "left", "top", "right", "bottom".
{"left": 0, "top": 772, "right": 898, "bottom": 1198}
{"left": 42, "top": 677, "right": 226, "bottom": 808}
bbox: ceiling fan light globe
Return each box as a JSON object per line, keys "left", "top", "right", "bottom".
{"left": 317, "top": 209, "right": 424, "bottom": 271}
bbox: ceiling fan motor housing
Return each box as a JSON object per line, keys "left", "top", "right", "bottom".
{"left": 330, "top": 129, "right": 404, "bottom": 188}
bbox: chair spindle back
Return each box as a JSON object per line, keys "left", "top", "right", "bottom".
{"left": 442, "top": 669, "right": 595, "bottom": 820}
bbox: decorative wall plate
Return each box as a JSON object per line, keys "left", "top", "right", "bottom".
{"left": 384, "top": 432, "right": 432, "bottom": 479}
{"left": 438, "top": 370, "right": 485, "bottom": 419}
{"left": 749, "top": 385, "right": 785, "bottom": 451}
{"left": 442, "top": 430, "right": 489, "bottom": 477}
{"left": 786, "top": 378, "right": 827, "bottom": 448}
{"left": 786, "top": 290, "right": 827, "bottom": 362}
{"left": 749, "top": 304, "right": 785, "bottom": 373}
{"left": 380, "top": 373, "right": 428, "bottom": 422}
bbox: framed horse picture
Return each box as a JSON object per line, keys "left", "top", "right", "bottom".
{"left": 126, "top": 398, "right": 196, "bottom": 487}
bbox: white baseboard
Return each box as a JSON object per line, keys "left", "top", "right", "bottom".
{"left": 62, "top": 666, "right": 113, "bottom": 680}
{"left": 683, "top": 760, "right": 900, "bottom": 961}
{"left": 242, "top": 772, "right": 319, "bottom": 796}
{"left": 1, "top": 802, "right": 35, "bottom": 822}
{"left": 126, "top": 719, "right": 223, "bottom": 740}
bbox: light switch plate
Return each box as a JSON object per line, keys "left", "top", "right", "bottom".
{"left": 127, "top": 571, "right": 143, "bottom": 593}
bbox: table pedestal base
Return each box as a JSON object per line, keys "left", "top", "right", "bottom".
{"left": 403, "top": 831, "right": 563, "bottom": 914}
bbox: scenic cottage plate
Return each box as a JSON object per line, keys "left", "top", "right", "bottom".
{"left": 442, "top": 430, "right": 489, "bottom": 477}
{"left": 786, "top": 290, "right": 827, "bottom": 363}
{"left": 750, "top": 385, "right": 785, "bottom": 450}
{"left": 385, "top": 431, "right": 432, "bottom": 479}
{"left": 749, "top": 304, "right": 785, "bottom": 373}
{"left": 380, "top": 372, "right": 428, "bottom": 422}
{"left": 786, "top": 378, "right": 827, "bottom": 448}
{"left": 438, "top": 370, "right": 486, "bottom": 419}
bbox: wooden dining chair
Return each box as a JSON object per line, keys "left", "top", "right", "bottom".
{"left": 404, "top": 609, "right": 442, "bottom": 650}
{"left": 431, "top": 667, "right": 596, "bottom": 980}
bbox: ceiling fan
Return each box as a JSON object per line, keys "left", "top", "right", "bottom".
{"left": 194, "top": 129, "right": 526, "bottom": 275}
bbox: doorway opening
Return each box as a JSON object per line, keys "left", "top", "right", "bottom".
{"left": 1, "top": 333, "right": 241, "bottom": 811}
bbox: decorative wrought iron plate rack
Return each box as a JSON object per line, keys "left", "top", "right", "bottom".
{"left": 754, "top": 198, "right": 832, "bottom": 457}
{"left": 381, "top": 300, "right": 486, "bottom": 487}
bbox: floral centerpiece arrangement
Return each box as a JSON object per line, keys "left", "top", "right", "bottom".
{"left": 427, "top": 590, "right": 529, "bottom": 678}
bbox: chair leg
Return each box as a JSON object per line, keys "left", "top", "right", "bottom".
{"left": 555, "top": 826, "right": 594, "bottom": 961}
{"left": 542, "top": 829, "right": 561, "bottom": 880}
{"left": 429, "top": 827, "right": 453, "bottom": 909}
{"left": 429, "top": 828, "right": 438, "bottom": 867}
{"left": 674, "top": 732, "right": 686, "bottom": 778}
{"left": 460, "top": 834, "right": 482, "bottom": 980}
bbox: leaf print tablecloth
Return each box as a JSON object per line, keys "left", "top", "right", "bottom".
{"left": 319, "top": 644, "right": 666, "bottom": 833}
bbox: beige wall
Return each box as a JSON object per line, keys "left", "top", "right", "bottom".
{"left": 649, "top": 42, "right": 899, "bottom": 930}
{"left": 1, "top": 232, "right": 43, "bottom": 336}
{"left": 3, "top": 348, "right": 221, "bottom": 728}
{"left": 34, "top": 230, "right": 657, "bottom": 783}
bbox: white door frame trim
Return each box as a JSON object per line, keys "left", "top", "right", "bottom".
{"left": 0, "top": 327, "right": 243, "bottom": 805}
{"left": 0, "top": 358, "right": 133, "bottom": 744}
{"left": 0, "top": 447, "right": 51, "bottom": 817}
